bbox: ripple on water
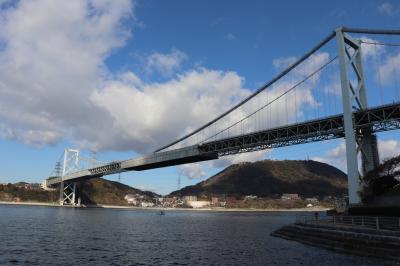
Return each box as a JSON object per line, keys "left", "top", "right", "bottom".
{"left": 0, "top": 206, "right": 398, "bottom": 266}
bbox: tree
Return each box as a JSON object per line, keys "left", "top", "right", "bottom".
{"left": 360, "top": 155, "right": 400, "bottom": 202}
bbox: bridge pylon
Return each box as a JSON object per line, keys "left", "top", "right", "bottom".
{"left": 336, "top": 28, "right": 380, "bottom": 205}
{"left": 59, "top": 148, "right": 80, "bottom": 206}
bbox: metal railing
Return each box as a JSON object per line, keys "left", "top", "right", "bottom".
{"left": 296, "top": 214, "right": 400, "bottom": 231}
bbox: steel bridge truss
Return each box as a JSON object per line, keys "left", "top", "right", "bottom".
{"left": 198, "top": 103, "right": 400, "bottom": 156}
{"left": 89, "top": 162, "right": 122, "bottom": 176}
{"left": 60, "top": 182, "right": 77, "bottom": 206}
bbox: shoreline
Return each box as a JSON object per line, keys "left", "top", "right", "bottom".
{"left": 0, "top": 201, "right": 331, "bottom": 212}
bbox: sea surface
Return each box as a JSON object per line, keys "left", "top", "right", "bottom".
{"left": 0, "top": 205, "right": 397, "bottom": 265}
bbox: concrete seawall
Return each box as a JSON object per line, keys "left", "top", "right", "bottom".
{"left": 271, "top": 222, "right": 400, "bottom": 261}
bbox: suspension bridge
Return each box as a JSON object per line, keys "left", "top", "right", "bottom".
{"left": 43, "top": 27, "right": 400, "bottom": 206}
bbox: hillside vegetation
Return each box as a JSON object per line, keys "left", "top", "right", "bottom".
{"left": 0, "top": 178, "right": 158, "bottom": 205}
{"left": 78, "top": 178, "right": 159, "bottom": 205}
{"left": 0, "top": 184, "right": 56, "bottom": 202}
{"left": 170, "top": 160, "right": 347, "bottom": 198}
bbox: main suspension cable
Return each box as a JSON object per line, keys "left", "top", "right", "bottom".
{"left": 199, "top": 56, "right": 338, "bottom": 144}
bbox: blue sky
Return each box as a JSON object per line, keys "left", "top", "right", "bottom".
{"left": 0, "top": 0, "right": 400, "bottom": 195}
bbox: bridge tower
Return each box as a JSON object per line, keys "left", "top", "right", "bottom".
{"left": 336, "top": 28, "right": 380, "bottom": 205}
{"left": 59, "top": 148, "right": 80, "bottom": 206}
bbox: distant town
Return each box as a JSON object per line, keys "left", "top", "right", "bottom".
{"left": 0, "top": 181, "right": 346, "bottom": 210}
{"left": 124, "top": 193, "right": 346, "bottom": 209}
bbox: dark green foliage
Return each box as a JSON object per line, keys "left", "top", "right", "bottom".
{"left": 0, "top": 184, "right": 57, "bottom": 202}
{"left": 349, "top": 206, "right": 400, "bottom": 216}
{"left": 226, "top": 198, "right": 310, "bottom": 209}
{"left": 78, "top": 178, "right": 159, "bottom": 205}
{"left": 0, "top": 178, "right": 159, "bottom": 205}
{"left": 360, "top": 155, "right": 400, "bottom": 202}
{"left": 170, "top": 160, "right": 347, "bottom": 198}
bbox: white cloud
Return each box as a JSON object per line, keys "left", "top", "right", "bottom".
{"left": 0, "top": 1, "right": 251, "bottom": 153}
{"left": 0, "top": 123, "right": 13, "bottom": 139}
{"left": 312, "top": 139, "right": 400, "bottom": 172}
{"left": 273, "top": 53, "right": 329, "bottom": 77}
{"left": 359, "top": 37, "right": 400, "bottom": 92}
{"left": 273, "top": 56, "right": 297, "bottom": 70}
{"left": 0, "top": 0, "right": 371, "bottom": 178}
{"left": 0, "top": 1, "right": 331, "bottom": 156}
{"left": 377, "top": 52, "right": 400, "bottom": 86}
{"left": 178, "top": 163, "right": 206, "bottom": 179}
{"left": 225, "top": 33, "right": 237, "bottom": 41}
{"left": 90, "top": 68, "right": 249, "bottom": 152}
{"left": 0, "top": 0, "right": 133, "bottom": 147}
{"left": 170, "top": 52, "right": 329, "bottom": 150}
{"left": 177, "top": 149, "right": 269, "bottom": 179}
{"left": 378, "top": 139, "right": 400, "bottom": 161}
{"left": 211, "top": 150, "right": 269, "bottom": 169}
{"left": 360, "top": 37, "right": 385, "bottom": 58}
{"left": 312, "top": 141, "right": 347, "bottom": 171}
{"left": 378, "top": 2, "right": 398, "bottom": 16}
{"left": 145, "top": 48, "right": 187, "bottom": 77}
{"left": 323, "top": 78, "right": 341, "bottom": 96}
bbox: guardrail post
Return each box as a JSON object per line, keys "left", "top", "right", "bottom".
{"left": 361, "top": 216, "right": 364, "bottom": 226}
{"left": 376, "top": 217, "right": 380, "bottom": 230}
{"left": 351, "top": 216, "right": 354, "bottom": 225}
{"left": 333, "top": 215, "right": 336, "bottom": 225}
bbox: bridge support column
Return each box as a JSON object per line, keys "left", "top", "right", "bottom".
{"left": 336, "top": 28, "right": 380, "bottom": 205}
{"left": 59, "top": 148, "right": 80, "bottom": 206}
{"left": 59, "top": 181, "right": 78, "bottom": 206}
{"left": 360, "top": 132, "right": 380, "bottom": 175}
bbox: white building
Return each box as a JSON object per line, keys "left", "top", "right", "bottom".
{"left": 141, "top": 202, "right": 154, "bottom": 207}
{"left": 186, "top": 200, "right": 210, "bottom": 208}
{"left": 124, "top": 194, "right": 138, "bottom": 205}
{"left": 183, "top": 195, "right": 197, "bottom": 202}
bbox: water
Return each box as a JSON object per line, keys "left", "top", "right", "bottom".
{"left": 0, "top": 205, "right": 396, "bottom": 266}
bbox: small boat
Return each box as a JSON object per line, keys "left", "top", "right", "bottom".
{"left": 158, "top": 210, "right": 165, "bottom": 215}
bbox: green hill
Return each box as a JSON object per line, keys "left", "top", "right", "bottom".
{"left": 170, "top": 160, "right": 347, "bottom": 198}
{"left": 77, "top": 178, "right": 159, "bottom": 205}
{"left": 0, "top": 183, "right": 57, "bottom": 202}
{"left": 0, "top": 178, "right": 158, "bottom": 205}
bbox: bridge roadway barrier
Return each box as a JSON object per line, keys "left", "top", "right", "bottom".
{"left": 45, "top": 145, "right": 218, "bottom": 186}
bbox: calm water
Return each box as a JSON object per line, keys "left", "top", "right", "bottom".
{"left": 0, "top": 205, "right": 397, "bottom": 266}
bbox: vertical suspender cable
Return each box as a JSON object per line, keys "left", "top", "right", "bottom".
{"left": 374, "top": 43, "right": 384, "bottom": 105}
{"left": 294, "top": 75, "right": 298, "bottom": 123}
{"left": 394, "top": 47, "right": 400, "bottom": 102}
{"left": 285, "top": 86, "right": 288, "bottom": 125}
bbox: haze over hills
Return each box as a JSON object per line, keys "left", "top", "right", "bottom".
{"left": 170, "top": 160, "right": 347, "bottom": 198}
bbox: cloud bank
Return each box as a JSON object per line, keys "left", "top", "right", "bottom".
{"left": 0, "top": 0, "right": 251, "bottom": 153}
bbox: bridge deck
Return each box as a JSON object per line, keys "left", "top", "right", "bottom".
{"left": 46, "top": 102, "right": 400, "bottom": 187}
{"left": 199, "top": 102, "right": 400, "bottom": 155}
